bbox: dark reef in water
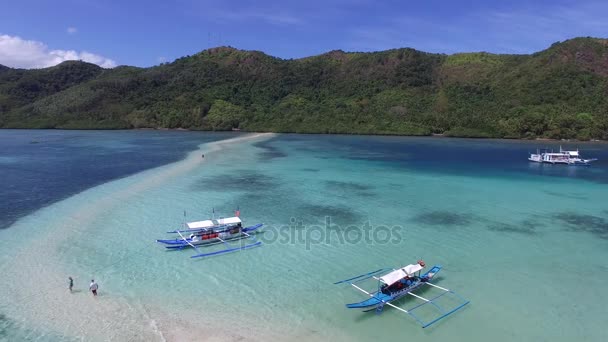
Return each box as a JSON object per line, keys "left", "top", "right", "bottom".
{"left": 413, "top": 211, "right": 472, "bottom": 226}
{"left": 195, "top": 171, "right": 278, "bottom": 192}
{"left": 556, "top": 213, "right": 608, "bottom": 239}
{"left": 324, "top": 180, "right": 376, "bottom": 198}
{"left": 300, "top": 204, "right": 363, "bottom": 225}
{"left": 325, "top": 180, "right": 372, "bottom": 192}
{"left": 0, "top": 313, "right": 12, "bottom": 337}
{"left": 486, "top": 218, "right": 544, "bottom": 235}
{"left": 488, "top": 223, "right": 533, "bottom": 235}
{"left": 543, "top": 190, "right": 588, "bottom": 200}
{"left": 521, "top": 218, "right": 545, "bottom": 230}
{"left": 253, "top": 140, "right": 287, "bottom": 160}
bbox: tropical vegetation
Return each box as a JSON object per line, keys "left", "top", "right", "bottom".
{"left": 1, "top": 37, "right": 607, "bottom": 139}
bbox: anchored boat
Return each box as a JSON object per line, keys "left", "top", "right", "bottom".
{"left": 156, "top": 212, "right": 263, "bottom": 258}
{"left": 334, "top": 260, "right": 469, "bottom": 328}
{"left": 529, "top": 147, "right": 597, "bottom": 165}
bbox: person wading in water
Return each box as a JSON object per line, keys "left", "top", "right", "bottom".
{"left": 89, "top": 279, "right": 99, "bottom": 296}
{"left": 68, "top": 277, "right": 74, "bottom": 292}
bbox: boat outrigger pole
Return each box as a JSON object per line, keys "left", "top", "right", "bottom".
{"left": 190, "top": 241, "right": 262, "bottom": 258}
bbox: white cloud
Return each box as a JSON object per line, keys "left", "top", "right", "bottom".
{"left": 67, "top": 27, "right": 78, "bottom": 34}
{"left": 0, "top": 34, "right": 116, "bottom": 69}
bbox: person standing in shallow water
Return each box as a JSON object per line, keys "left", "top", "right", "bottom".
{"left": 68, "top": 277, "right": 73, "bottom": 292}
{"left": 89, "top": 279, "right": 98, "bottom": 296}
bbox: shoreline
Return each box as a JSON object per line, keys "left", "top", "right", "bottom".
{"left": 0, "top": 131, "right": 606, "bottom": 342}
{"left": 0, "top": 132, "right": 279, "bottom": 341}
{"left": 1, "top": 127, "right": 606, "bottom": 143}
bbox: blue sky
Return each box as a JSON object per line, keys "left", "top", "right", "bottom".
{"left": 1, "top": 0, "right": 607, "bottom": 68}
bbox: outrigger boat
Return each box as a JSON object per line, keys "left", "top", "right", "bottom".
{"left": 334, "top": 260, "right": 469, "bottom": 328}
{"left": 529, "top": 146, "right": 597, "bottom": 165}
{"left": 156, "top": 213, "right": 263, "bottom": 258}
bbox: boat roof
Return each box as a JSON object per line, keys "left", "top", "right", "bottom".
{"left": 544, "top": 152, "right": 570, "bottom": 156}
{"left": 186, "top": 216, "right": 241, "bottom": 229}
{"left": 402, "top": 263, "right": 424, "bottom": 275}
{"left": 379, "top": 264, "right": 424, "bottom": 286}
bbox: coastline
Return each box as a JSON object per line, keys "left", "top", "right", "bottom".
{"left": 1, "top": 127, "right": 606, "bottom": 143}
{"left": 0, "top": 131, "right": 606, "bottom": 341}
{"left": 0, "top": 132, "right": 286, "bottom": 341}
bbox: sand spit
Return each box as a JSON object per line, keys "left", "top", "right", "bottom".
{"left": 0, "top": 133, "right": 279, "bottom": 341}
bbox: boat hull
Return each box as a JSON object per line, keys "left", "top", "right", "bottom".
{"left": 346, "top": 293, "right": 393, "bottom": 308}
{"left": 161, "top": 233, "right": 247, "bottom": 248}
{"left": 529, "top": 157, "right": 593, "bottom": 166}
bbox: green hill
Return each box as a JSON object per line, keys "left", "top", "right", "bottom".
{"left": 1, "top": 37, "right": 607, "bottom": 139}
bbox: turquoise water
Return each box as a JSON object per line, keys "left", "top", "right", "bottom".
{"left": 1, "top": 133, "right": 607, "bottom": 341}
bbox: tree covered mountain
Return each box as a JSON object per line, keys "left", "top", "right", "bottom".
{"left": 1, "top": 37, "right": 607, "bottom": 139}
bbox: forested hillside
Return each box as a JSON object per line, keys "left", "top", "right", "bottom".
{"left": 1, "top": 37, "right": 607, "bottom": 139}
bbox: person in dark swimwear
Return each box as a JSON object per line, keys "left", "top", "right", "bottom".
{"left": 69, "top": 277, "right": 74, "bottom": 292}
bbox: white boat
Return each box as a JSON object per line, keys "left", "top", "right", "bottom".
{"left": 528, "top": 146, "right": 597, "bottom": 166}
{"left": 157, "top": 215, "right": 264, "bottom": 258}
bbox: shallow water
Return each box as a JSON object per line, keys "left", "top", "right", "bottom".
{"left": 1, "top": 132, "right": 607, "bottom": 341}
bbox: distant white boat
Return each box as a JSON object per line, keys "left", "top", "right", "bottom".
{"left": 528, "top": 146, "right": 597, "bottom": 166}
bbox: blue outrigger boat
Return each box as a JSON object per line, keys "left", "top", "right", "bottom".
{"left": 156, "top": 214, "right": 263, "bottom": 258}
{"left": 335, "top": 260, "right": 469, "bottom": 328}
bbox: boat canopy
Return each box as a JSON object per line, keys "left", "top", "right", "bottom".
{"left": 379, "top": 264, "right": 424, "bottom": 286}
{"left": 402, "top": 263, "right": 424, "bottom": 275}
{"left": 187, "top": 216, "right": 242, "bottom": 229}
{"left": 379, "top": 269, "right": 407, "bottom": 286}
{"left": 559, "top": 146, "right": 579, "bottom": 156}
